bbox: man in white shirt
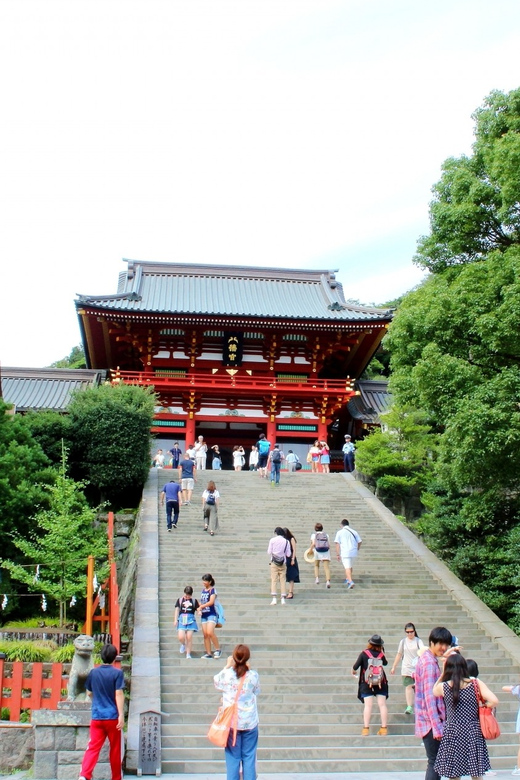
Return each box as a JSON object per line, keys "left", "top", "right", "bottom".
{"left": 334, "top": 518, "right": 362, "bottom": 589}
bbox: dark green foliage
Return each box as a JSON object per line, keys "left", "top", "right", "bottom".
{"left": 1, "top": 450, "right": 108, "bottom": 626}
{"left": 0, "top": 402, "right": 56, "bottom": 567}
{"left": 415, "top": 88, "right": 520, "bottom": 272}
{"left": 372, "top": 88, "right": 520, "bottom": 633}
{"left": 49, "top": 345, "right": 86, "bottom": 369}
{"left": 67, "top": 383, "right": 156, "bottom": 507}
{"left": 23, "top": 411, "right": 72, "bottom": 466}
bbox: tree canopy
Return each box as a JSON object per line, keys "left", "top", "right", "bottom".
{"left": 415, "top": 88, "right": 520, "bottom": 272}
{"left": 67, "top": 382, "right": 156, "bottom": 507}
{"left": 359, "top": 88, "right": 520, "bottom": 632}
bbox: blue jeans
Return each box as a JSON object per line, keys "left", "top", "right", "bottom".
{"left": 271, "top": 462, "right": 281, "bottom": 483}
{"left": 165, "top": 500, "right": 179, "bottom": 528}
{"left": 225, "top": 725, "right": 258, "bottom": 780}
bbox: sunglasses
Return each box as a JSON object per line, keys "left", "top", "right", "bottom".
{"left": 405, "top": 630, "right": 415, "bottom": 634}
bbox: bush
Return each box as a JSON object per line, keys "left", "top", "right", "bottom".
{"left": 0, "top": 641, "right": 53, "bottom": 662}
{"left": 52, "top": 643, "right": 76, "bottom": 663}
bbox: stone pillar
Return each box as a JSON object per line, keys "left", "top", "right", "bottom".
{"left": 32, "top": 703, "right": 114, "bottom": 780}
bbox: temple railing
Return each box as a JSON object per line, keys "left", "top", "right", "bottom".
{"left": 110, "top": 369, "right": 355, "bottom": 396}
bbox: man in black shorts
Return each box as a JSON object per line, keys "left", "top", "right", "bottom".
{"left": 256, "top": 434, "right": 271, "bottom": 478}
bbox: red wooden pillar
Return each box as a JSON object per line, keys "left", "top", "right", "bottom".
{"left": 185, "top": 416, "right": 196, "bottom": 448}
{"left": 317, "top": 419, "right": 328, "bottom": 442}
{"left": 266, "top": 419, "right": 276, "bottom": 445}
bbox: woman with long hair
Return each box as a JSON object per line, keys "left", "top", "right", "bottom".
{"left": 213, "top": 644, "right": 260, "bottom": 780}
{"left": 433, "top": 653, "right": 498, "bottom": 780}
{"left": 202, "top": 480, "right": 220, "bottom": 536}
{"left": 200, "top": 574, "right": 222, "bottom": 659}
{"left": 309, "top": 440, "right": 321, "bottom": 473}
{"left": 390, "top": 622, "right": 424, "bottom": 714}
{"left": 352, "top": 634, "right": 389, "bottom": 736}
{"left": 283, "top": 528, "right": 300, "bottom": 599}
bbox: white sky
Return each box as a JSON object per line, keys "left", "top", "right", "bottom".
{"left": 1, "top": 0, "right": 519, "bottom": 367}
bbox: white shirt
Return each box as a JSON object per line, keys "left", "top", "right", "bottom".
{"left": 334, "top": 526, "right": 362, "bottom": 557}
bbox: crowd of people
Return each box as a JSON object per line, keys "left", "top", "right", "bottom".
{"left": 152, "top": 431, "right": 357, "bottom": 476}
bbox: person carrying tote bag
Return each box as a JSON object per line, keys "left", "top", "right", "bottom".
{"left": 212, "top": 645, "right": 260, "bottom": 780}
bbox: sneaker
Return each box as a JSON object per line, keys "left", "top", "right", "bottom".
{"left": 281, "top": 597, "right": 286, "bottom": 605}
{"left": 213, "top": 650, "right": 222, "bottom": 658}
{"left": 167, "top": 528, "right": 171, "bottom": 532}
{"left": 512, "top": 769, "right": 520, "bottom": 776}
{"left": 347, "top": 581, "right": 355, "bottom": 589}
{"left": 405, "top": 705, "right": 414, "bottom": 715}
{"left": 173, "top": 524, "right": 177, "bottom": 529}
{"left": 315, "top": 578, "right": 320, "bottom": 585}
{"left": 270, "top": 598, "right": 277, "bottom": 605}
{"left": 361, "top": 727, "right": 369, "bottom": 736}
{"left": 377, "top": 727, "right": 388, "bottom": 736}
{"left": 179, "top": 644, "right": 186, "bottom": 654}
{"left": 343, "top": 579, "right": 350, "bottom": 584}
{"left": 186, "top": 654, "right": 192, "bottom": 659}
{"left": 326, "top": 581, "right": 331, "bottom": 589}
{"left": 484, "top": 771, "right": 497, "bottom": 776}
{"left": 201, "top": 653, "right": 213, "bottom": 659}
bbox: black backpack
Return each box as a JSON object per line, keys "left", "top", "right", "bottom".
{"left": 271, "top": 449, "right": 281, "bottom": 463}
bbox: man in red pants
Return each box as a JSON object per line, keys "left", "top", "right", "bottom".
{"left": 79, "top": 644, "right": 125, "bottom": 780}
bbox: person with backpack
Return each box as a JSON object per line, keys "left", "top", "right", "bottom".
{"left": 256, "top": 434, "right": 271, "bottom": 478}
{"left": 390, "top": 622, "right": 425, "bottom": 715}
{"left": 202, "top": 480, "right": 220, "bottom": 536}
{"left": 310, "top": 523, "right": 331, "bottom": 588}
{"left": 268, "top": 445, "right": 284, "bottom": 485}
{"left": 334, "top": 518, "right": 362, "bottom": 588}
{"left": 200, "top": 574, "right": 222, "bottom": 659}
{"left": 267, "top": 527, "right": 291, "bottom": 605}
{"left": 174, "top": 585, "right": 200, "bottom": 659}
{"left": 352, "top": 634, "right": 389, "bottom": 736}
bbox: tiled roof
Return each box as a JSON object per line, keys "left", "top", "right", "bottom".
{"left": 348, "top": 379, "right": 392, "bottom": 424}
{"left": 0, "top": 368, "right": 106, "bottom": 412}
{"left": 76, "top": 261, "right": 393, "bottom": 322}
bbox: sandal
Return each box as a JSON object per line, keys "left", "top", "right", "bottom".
{"left": 286, "top": 593, "right": 294, "bottom": 599}
{"left": 210, "top": 531, "right": 214, "bottom": 536}
{"left": 204, "top": 526, "right": 208, "bottom": 532}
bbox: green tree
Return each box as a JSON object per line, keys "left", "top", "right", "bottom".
{"left": 67, "top": 382, "right": 156, "bottom": 507}
{"left": 0, "top": 402, "right": 55, "bottom": 564}
{"left": 415, "top": 88, "right": 520, "bottom": 272}
{"left": 49, "top": 345, "right": 86, "bottom": 369}
{"left": 1, "top": 449, "right": 107, "bottom": 626}
{"left": 355, "top": 405, "right": 436, "bottom": 518}
{"left": 23, "top": 411, "right": 72, "bottom": 466}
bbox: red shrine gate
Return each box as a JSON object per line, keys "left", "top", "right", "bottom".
{"left": 76, "top": 262, "right": 392, "bottom": 449}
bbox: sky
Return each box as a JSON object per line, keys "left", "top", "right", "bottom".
{"left": 1, "top": 0, "right": 520, "bottom": 368}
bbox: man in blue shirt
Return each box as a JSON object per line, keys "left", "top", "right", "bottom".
{"left": 178, "top": 452, "right": 197, "bottom": 505}
{"left": 160, "top": 480, "right": 183, "bottom": 530}
{"left": 79, "top": 644, "right": 124, "bottom": 780}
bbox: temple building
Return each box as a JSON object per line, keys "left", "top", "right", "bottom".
{"left": 75, "top": 260, "right": 392, "bottom": 461}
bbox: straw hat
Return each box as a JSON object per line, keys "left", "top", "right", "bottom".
{"left": 303, "top": 547, "right": 315, "bottom": 564}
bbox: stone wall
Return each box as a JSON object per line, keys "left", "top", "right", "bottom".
{"left": 0, "top": 723, "right": 33, "bottom": 772}
{"left": 32, "top": 703, "right": 114, "bottom": 780}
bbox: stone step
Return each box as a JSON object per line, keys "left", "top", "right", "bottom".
{"left": 152, "top": 469, "right": 520, "bottom": 774}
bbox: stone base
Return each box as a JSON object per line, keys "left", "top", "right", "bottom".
{"left": 0, "top": 724, "right": 34, "bottom": 773}
{"left": 32, "top": 705, "right": 117, "bottom": 780}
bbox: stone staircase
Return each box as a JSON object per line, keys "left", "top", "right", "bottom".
{"left": 155, "top": 469, "right": 520, "bottom": 774}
